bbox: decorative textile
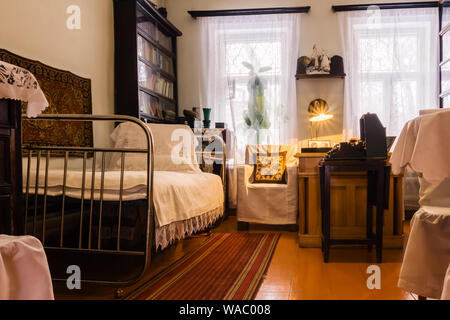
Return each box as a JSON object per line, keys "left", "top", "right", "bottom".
{"left": 0, "top": 235, "right": 54, "bottom": 300}
{"left": 398, "top": 206, "right": 450, "bottom": 299}
{"left": 253, "top": 151, "right": 287, "bottom": 183}
{"left": 0, "top": 49, "right": 93, "bottom": 152}
{"left": 0, "top": 60, "right": 48, "bottom": 117}
{"left": 237, "top": 145, "right": 298, "bottom": 225}
{"left": 338, "top": 8, "right": 439, "bottom": 139}
{"left": 199, "top": 14, "right": 302, "bottom": 207}
{"left": 390, "top": 110, "right": 450, "bottom": 185}
{"left": 155, "top": 206, "right": 223, "bottom": 251}
{"left": 125, "top": 233, "right": 280, "bottom": 300}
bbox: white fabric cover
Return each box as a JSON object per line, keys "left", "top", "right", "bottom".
{"left": 404, "top": 169, "right": 420, "bottom": 211}
{"left": 441, "top": 264, "right": 450, "bottom": 300}
{"left": 390, "top": 110, "right": 450, "bottom": 185}
{"left": 398, "top": 206, "right": 450, "bottom": 299}
{"left": 0, "top": 235, "right": 54, "bottom": 300}
{"left": 237, "top": 145, "right": 298, "bottom": 225}
{"left": 109, "top": 122, "right": 201, "bottom": 173}
{"left": 392, "top": 110, "right": 450, "bottom": 299}
{"left": 23, "top": 169, "right": 223, "bottom": 228}
{"left": 0, "top": 61, "right": 49, "bottom": 117}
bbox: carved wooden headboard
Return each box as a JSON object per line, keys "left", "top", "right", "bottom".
{"left": 0, "top": 48, "right": 93, "bottom": 151}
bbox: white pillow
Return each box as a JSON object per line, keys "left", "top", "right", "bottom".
{"left": 108, "top": 122, "right": 201, "bottom": 173}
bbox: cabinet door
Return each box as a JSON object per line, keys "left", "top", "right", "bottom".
{"left": 329, "top": 174, "right": 394, "bottom": 239}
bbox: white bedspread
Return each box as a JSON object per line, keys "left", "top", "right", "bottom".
{"left": 23, "top": 169, "right": 224, "bottom": 228}
{"left": 0, "top": 235, "right": 54, "bottom": 300}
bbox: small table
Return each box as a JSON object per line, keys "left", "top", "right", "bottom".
{"left": 319, "top": 159, "right": 390, "bottom": 263}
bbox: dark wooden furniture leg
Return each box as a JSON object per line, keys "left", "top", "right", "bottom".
{"left": 322, "top": 166, "right": 331, "bottom": 263}
{"left": 319, "top": 165, "right": 325, "bottom": 253}
{"left": 237, "top": 221, "right": 250, "bottom": 231}
{"left": 366, "top": 171, "right": 374, "bottom": 252}
{"left": 376, "top": 165, "right": 385, "bottom": 263}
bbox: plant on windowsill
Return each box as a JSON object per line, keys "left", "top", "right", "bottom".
{"left": 242, "top": 61, "right": 271, "bottom": 144}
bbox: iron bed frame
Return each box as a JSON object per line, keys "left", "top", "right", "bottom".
{"left": 19, "top": 114, "right": 226, "bottom": 296}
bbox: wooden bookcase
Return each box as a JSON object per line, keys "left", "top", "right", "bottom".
{"left": 113, "top": 0, "right": 182, "bottom": 123}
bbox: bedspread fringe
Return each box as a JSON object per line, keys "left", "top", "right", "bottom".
{"left": 155, "top": 206, "right": 224, "bottom": 251}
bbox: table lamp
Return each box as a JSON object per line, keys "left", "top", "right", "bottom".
{"left": 308, "top": 98, "right": 333, "bottom": 139}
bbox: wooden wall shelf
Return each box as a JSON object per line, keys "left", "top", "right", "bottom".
{"left": 295, "top": 73, "right": 346, "bottom": 80}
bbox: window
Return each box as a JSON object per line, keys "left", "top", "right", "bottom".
{"left": 339, "top": 8, "right": 439, "bottom": 138}
{"left": 199, "top": 14, "right": 301, "bottom": 163}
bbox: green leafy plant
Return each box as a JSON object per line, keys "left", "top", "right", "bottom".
{"left": 242, "top": 61, "right": 271, "bottom": 144}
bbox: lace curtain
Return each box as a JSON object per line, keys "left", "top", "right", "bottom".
{"left": 199, "top": 14, "right": 301, "bottom": 207}
{"left": 442, "top": 7, "right": 450, "bottom": 107}
{"left": 338, "top": 8, "right": 439, "bottom": 139}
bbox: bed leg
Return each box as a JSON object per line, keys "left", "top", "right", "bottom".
{"left": 115, "top": 288, "right": 124, "bottom": 299}
{"left": 237, "top": 221, "right": 250, "bottom": 231}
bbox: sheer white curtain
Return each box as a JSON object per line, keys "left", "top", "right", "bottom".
{"left": 442, "top": 7, "right": 450, "bottom": 107}
{"left": 338, "top": 8, "right": 439, "bottom": 139}
{"left": 199, "top": 13, "right": 301, "bottom": 207}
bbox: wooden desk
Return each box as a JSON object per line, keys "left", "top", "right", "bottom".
{"left": 296, "top": 153, "right": 404, "bottom": 249}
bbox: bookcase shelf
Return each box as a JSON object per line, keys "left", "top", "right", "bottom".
{"left": 114, "top": 0, "right": 182, "bottom": 123}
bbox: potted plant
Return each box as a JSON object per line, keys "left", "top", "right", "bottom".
{"left": 242, "top": 61, "right": 271, "bottom": 144}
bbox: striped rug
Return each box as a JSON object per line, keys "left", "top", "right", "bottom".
{"left": 126, "top": 233, "right": 280, "bottom": 300}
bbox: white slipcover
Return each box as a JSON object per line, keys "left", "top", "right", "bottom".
{"left": 0, "top": 235, "right": 54, "bottom": 300}
{"left": 398, "top": 206, "right": 450, "bottom": 299}
{"left": 391, "top": 110, "right": 450, "bottom": 299}
{"left": 441, "top": 264, "right": 450, "bottom": 300}
{"left": 237, "top": 145, "right": 298, "bottom": 225}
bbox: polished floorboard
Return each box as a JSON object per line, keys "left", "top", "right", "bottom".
{"left": 54, "top": 215, "right": 415, "bottom": 300}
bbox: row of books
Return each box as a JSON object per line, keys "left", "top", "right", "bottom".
{"left": 154, "top": 77, "right": 174, "bottom": 99}
{"left": 139, "top": 91, "right": 162, "bottom": 118}
{"left": 158, "top": 53, "right": 174, "bottom": 75}
{"left": 139, "top": 91, "right": 177, "bottom": 120}
{"left": 137, "top": 19, "right": 172, "bottom": 53}
{"left": 137, "top": 36, "right": 158, "bottom": 65}
{"left": 138, "top": 35, "right": 174, "bottom": 75}
{"left": 157, "top": 30, "right": 172, "bottom": 51}
{"left": 138, "top": 64, "right": 174, "bottom": 100}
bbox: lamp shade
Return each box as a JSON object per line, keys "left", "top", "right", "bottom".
{"left": 308, "top": 99, "right": 333, "bottom": 122}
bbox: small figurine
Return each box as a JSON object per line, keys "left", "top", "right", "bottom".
{"left": 320, "top": 50, "right": 331, "bottom": 73}
{"left": 311, "top": 45, "right": 319, "bottom": 69}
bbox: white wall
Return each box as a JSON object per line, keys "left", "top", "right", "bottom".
{"left": 0, "top": 0, "right": 115, "bottom": 146}
{"left": 165, "top": 0, "right": 427, "bottom": 146}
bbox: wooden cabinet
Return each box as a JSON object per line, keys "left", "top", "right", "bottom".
{"left": 113, "top": 0, "right": 182, "bottom": 123}
{"left": 0, "top": 99, "right": 23, "bottom": 235}
{"left": 296, "top": 153, "right": 404, "bottom": 248}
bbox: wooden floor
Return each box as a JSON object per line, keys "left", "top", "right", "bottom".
{"left": 54, "top": 215, "right": 416, "bottom": 300}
